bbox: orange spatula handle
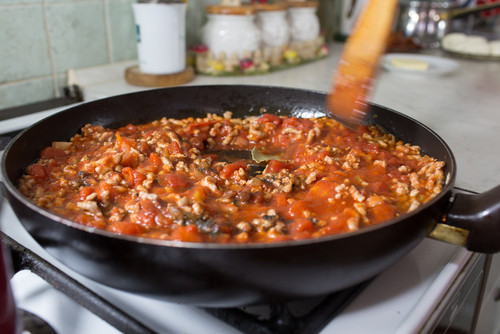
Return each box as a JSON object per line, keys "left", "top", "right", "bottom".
{"left": 328, "top": 0, "right": 399, "bottom": 126}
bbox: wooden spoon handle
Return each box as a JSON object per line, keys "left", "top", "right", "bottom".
{"left": 327, "top": 0, "right": 399, "bottom": 127}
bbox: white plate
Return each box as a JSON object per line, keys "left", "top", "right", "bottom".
{"left": 443, "top": 47, "right": 500, "bottom": 61}
{"left": 382, "top": 53, "right": 459, "bottom": 75}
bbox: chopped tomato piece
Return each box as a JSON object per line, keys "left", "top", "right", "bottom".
{"left": 149, "top": 153, "right": 162, "bottom": 168}
{"left": 220, "top": 160, "right": 247, "bottom": 179}
{"left": 122, "top": 167, "right": 146, "bottom": 187}
{"left": 41, "top": 147, "right": 67, "bottom": 160}
{"left": 191, "top": 186, "right": 207, "bottom": 202}
{"left": 115, "top": 132, "right": 140, "bottom": 167}
{"left": 28, "top": 164, "right": 47, "bottom": 179}
{"left": 264, "top": 159, "right": 294, "bottom": 174}
{"left": 273, "top": 193, "right": 288, "bottom": 208}
{"left": 282, "top": 116, "right": 313, "bottom": 130}
{"left": 121, "top": 151, "right": 139, "bottom": 167}
{"left": 365, "top": 141, "right": 381, "bottom": 154}
{"left": 190, "top": 137, "right": 205, "bottom": 150}
{"left": 251, "top": 192, "right": 265, "bottom": 205}
{"left": 303, "top": 151, "right": 329, "bottom": 164}
{"left": 120, "top": 124, "right": 138, "bottom": 135}
{"left": 109, "top": 221, "right": 144, "bottom": 235}
{"left": 370, "top": 181, "right": 389, "bottom": 193}
{"left": 257, "top": 114, "right": 282, "bottom": 126}
{"left": 136, "top": 207, "right": 157, "bottom": 228}
{"left": 370, "top": 204, "right": 397, "bottom": 223}
{"left": 45, "top": 160, "right": 58, "bottom": 175}
{"left": 115, "top": 132, "right": 135, "bottom": 149}
{"left": 78, "top": 187, "right": 95, "bottom": 201}
{"left": 96, "top": 182, "right": 112, "bottom": 201}
{"left": 309, "top": 180, "right": 339, "bottom": 198}
{"left": 171, "top": 225, "right": 204, "bottom": 242}
{"left": 287, "top": 200, "right": 308, "bottom": 219}
{"left": 289, "top": 218, "right": 315, "bottom": 233}
{"left": 185, "top": 120, "right": 217, "bottom": 134}
{"left": 160, "top": 173, "right": 191, "bottom": 190}
{"left": 168, "top": 141, "right": 182, "bottom": 155}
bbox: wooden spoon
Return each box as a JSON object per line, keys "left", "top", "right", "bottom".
{"left": 327, "top": 0, "right": 399, "bottom": 127}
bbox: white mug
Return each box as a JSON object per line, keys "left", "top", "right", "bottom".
{"left": 132, "top": 3, "right": 187, "bottom": 74}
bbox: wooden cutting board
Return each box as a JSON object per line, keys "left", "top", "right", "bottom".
{"left": 328, "top": 0, "right": 399, "bottom": 127}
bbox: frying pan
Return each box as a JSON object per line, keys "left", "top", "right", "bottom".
{"left": 2, "top": 85, "right": 500, "bottom": 307}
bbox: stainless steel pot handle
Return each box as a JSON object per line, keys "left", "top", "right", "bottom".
{"left": 441, "top": 2, "right": 500, "bottom": 20}
{"left": 432, "top": 185, "right": 500, "bottom": 254}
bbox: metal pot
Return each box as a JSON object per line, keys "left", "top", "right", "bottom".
{"left": 393, "top": 0, "right": 500, "bottom": 49}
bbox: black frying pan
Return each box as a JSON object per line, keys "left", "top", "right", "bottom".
{"left": 2, "top": 85, "right": 500, "bottom": 307}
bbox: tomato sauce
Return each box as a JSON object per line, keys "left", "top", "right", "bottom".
{"left": 18, "top": 112, "right": 445, "bottom": 243}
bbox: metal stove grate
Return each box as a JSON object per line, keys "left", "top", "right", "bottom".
{"left": 3, "top": 233, "right": 368, "bottom": 334}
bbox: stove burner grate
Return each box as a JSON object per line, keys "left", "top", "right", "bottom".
{"left": 3, "top": 234, "right": 156, "bottom": 334}
{"left": 20, "top": 309, "right": 58, "bottom": 334}
{"left": 3, "top": 233, "right": 368, "bottom": 334}
{"left": 206, "top": 281, "right": 368, "bottom": 334}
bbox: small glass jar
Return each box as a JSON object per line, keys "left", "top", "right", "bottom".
{"left": 255, "top": 2, "right": 290, "bottom": 48}
{"left": 287, "top": 1, "right": 320, "bottom": 43}
{"left": 201, "top": 5, "right": 261, "bottom": 59}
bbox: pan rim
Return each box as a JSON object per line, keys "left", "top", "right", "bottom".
{"left": 1, "top": 85, "right": 457, "bottom": 250}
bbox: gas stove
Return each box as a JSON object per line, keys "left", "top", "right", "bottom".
{"left": 0, "top": 105, "right": 485, "bottom": 334}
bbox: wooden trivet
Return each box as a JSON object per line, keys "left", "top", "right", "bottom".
{"left": 124, "top": 66, "right": 194, "bottom": 87}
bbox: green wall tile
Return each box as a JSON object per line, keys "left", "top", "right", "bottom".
{"left": 0, "top": 77, "right": 55, "bottom": 110}
{"left": 107, "top": 0, "right": 137, "bottom": 62}
{"left": 46, "top": 1, "right": 109, "bottom": 73}
{"left": 0, "top": 5, "right": 52, "bottom": 83}
{"left": 0, "top": 0, "right": 41, "bottom": 4}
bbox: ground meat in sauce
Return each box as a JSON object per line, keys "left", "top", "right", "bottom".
{"left": 18, "top": 112, "right": 445, "bottom": 243}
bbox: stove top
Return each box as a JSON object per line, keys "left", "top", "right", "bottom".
{"left": 0, "top": 107, "right": 477, "bottom": 334}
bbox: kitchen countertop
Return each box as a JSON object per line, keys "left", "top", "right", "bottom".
{"left": 75, "top": 42, "right": 500, "bottom": 194}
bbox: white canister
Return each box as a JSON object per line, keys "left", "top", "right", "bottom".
{"left": 255, "top": 3, "right": 290, "bottom": 48}
{"left": 132, "top": 2, "right": 187, "bottom": 74}
{"left": 287, "top": 1, "right": 320, "bottom": 43}
{"left": 201, "top": 5, "right": 261, "bottom": 59}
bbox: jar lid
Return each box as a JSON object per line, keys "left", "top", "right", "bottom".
{"left": 137, "top": 0, "right": 186, "bottom": 2}
{"left": 205, "top": 5, "right": 257, "bottom": 15}
{"left": 286, "top": 0, "right": 318, "bottom": 8}
{"left": 255, "top": 2, "right": 288, "bottom": 11}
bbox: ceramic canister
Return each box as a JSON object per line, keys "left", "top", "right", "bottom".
{"left": 287, "top": 1, "right": 320, "bottom": 42}
{"left": 255, "top": 2, "right": 290, "bottom": 48}
{"left": 132, "top": 2, "right": 187, "bottom": 74}
{"left": 201, "top": 5, "right": 261, "bottom": 59}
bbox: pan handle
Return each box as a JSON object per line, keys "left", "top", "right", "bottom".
{"left": 432, "top": 185, "right": 500, "bottom": 254}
